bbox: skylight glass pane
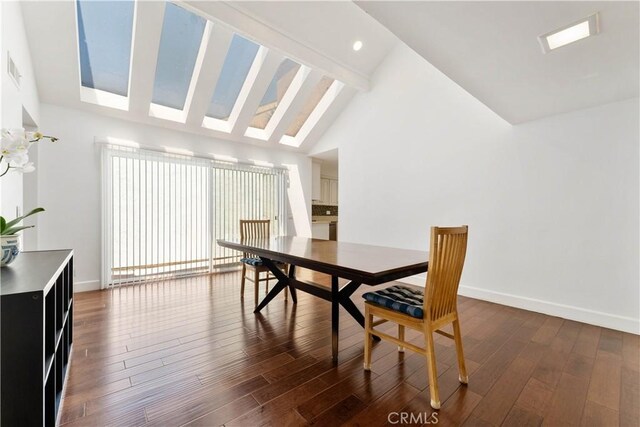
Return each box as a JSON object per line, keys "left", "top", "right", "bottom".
{"left": 285, "top": 77, "right": 334, "bottom": 137}
{"left": 207, "top": 35, "right": 260, "bottom": 120}
{"left": 77, "top": 0, "right": 134, "bottom": 96}
{"left": 151, "top": 3, "right": 206, "bottom": 110}
{"left": 249, "top": 59, "right": 301, "bottom": 129}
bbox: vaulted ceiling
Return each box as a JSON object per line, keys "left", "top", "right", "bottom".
{"left": 21, "top": 0, "right": 638, "bottom": 147}
{"left": 357, "top": 1, "right": 640, "bottom": 124}
{"left": 21, "top": 1, "right": 397, "bottom": 152}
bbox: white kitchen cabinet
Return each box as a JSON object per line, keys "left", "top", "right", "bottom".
{"left": 320, "top": 179, "right": 330, "bottom": 204}
{"left": 320, "top": 177, "right": 338, "bottom": 205}
{"left": 329, "top": 179, "right": 339, "bottom": 205}
{"left": 311, "top": 223, "right": 330, "bottom": 240}
{"left": 312, "top": 162, "right": 322, "bottom": 202}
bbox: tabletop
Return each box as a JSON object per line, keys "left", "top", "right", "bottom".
{"left": 217, "top": 236, "right": 429, "bottom": 285}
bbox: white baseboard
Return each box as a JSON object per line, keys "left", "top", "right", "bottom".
{"left": 74, "top": 279, "right": 101, "bottom": 293}
{"left": 398, "top": 275, "right": 639, "bottom": 335}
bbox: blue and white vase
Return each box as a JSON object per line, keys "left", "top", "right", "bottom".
{"left": 1, "top": 235, "right": 21, "bottom": 267}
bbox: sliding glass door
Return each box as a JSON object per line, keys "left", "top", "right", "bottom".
{"left": 211, "top": 167, "right": 286, "bottom": 270}
{"left": 101, "top": 144, "right": 287, "bottom": 287}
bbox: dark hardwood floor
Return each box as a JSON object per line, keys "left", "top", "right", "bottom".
{"left": 59, "top": 271, "right": 639, "bottom": 426}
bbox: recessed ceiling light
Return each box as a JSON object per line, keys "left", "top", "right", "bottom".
{"left": 538, "top": 13, "right": 599, "bottom": 53}
{"left": 352, "top": 40, "right": 363, "bottom": 51}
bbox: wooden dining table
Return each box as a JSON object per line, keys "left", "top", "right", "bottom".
{"left": 217, "top": 236, "right": 429, "bottom": 362}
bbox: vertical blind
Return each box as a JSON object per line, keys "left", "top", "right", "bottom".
{"left": 101, "top": 143, "right": 287, "bottom": 287}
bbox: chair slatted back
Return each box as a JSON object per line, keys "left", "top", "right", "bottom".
{"left": 423, "top": 226, "right": 468, "bottom": 322}
{"left": 240, "top": 220, "right": 270, "bottom": 260}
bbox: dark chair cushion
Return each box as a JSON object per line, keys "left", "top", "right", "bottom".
{"left": 240, "top": 258, "right": 286, "bottom": 268}
{"left": 240, "top": 257, "right": 263, "bottom": 266}
{"left": 362, "top": 285, "right": 425, "bottom": 319}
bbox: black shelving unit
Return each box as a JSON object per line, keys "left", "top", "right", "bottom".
{"left": 1, "top": 250, "right": 74, "bottom": 426}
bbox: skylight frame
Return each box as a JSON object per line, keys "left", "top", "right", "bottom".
{"left": 247, "top": 59, "right": 302, "bottom": 129}
{"left": 75, "top": 0, "right": 137, "bottom": 110}
{"left": 280, "top": 79, "right": 345, "bottom": 148}
{"left": 148, "top": 2, "right": 210, "bottom": 123}
{"left": 204, "top": 34, "right": 261, "bottom": 123}
{"left": 74, "top": 0, "right": 353, "bottom": 147}
{"left": 244, "top": 64, "right": 311, "bottom": 141}
{"left": 202, "top": 42, "right": 267, "bottom": 133}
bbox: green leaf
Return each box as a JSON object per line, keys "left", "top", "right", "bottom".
{"left": 4, "top": 207, "right": 45, "bottom": 230}
{"left": 0, "top": 217, "right": 6, "bottom": 234}
{"left": 1, "top": 225, "right": 35, "bottom": 236}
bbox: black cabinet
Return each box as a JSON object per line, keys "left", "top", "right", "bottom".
{"left": 1, "top": 250, "right": 74, "bottom": 426}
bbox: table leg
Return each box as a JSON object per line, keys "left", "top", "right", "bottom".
{"left": 338, "top": 280, "right": 381, "bottom": 342}
{"left": 331, "top": 276, "right": 339, "bottom": 364}
{"left": 288, "top": 265, "right": 298, "bottom": 303}
{"left": 338, "top": 280, "right": 364, "bottom": 326}
{"left": 339, "top": 297, "right": 365, "bottom": 327}
{"left": 254, "top": 258, "right": 290, "bottom": 313}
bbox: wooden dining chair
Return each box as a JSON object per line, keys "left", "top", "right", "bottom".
{"left": 362, "top": 225, "right": 469, "bottom": 409}
{"left": 239, "top": 219, "right": 287, "bottom": 307}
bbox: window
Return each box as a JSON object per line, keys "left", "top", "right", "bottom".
{"left": 206, "top": 34, "right": 260, "bottom": 120}
{"left": 211, "top": 167, "right": 287, "bottom": 269}
{"left": 101, "top": 144, "right": 287, "bottom": 286}
{"left": 249, "top": 59, "right": 301, "bottom": 129}
{"left": 152, "top": 3, "right": 206, "bottom": 110}
{"left": 285, "top": 76, "right": 334, "bottom": 137}
{"left": 76, "top": 0, "right": 135, "bottom": 96}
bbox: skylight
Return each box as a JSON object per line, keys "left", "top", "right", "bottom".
{"left": 151, "top": 3, "right": 206, "bottom": 110}
{"left": 249, "top": 59, "right": 301, "bottom": 129}
{"left": 206, "top": 34, "right": 260, "bottom": 120}
{"left": 76, "top": 0, "right": 135, "bottom": 96}
{"left": 285, "top": 77, "right": 334, "bottom": 137}
{"left": 75, "top": 1, "right": 350, "bottom": 147}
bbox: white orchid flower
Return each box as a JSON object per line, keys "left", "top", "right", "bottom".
{"left": 0, "top": 145, "right": 15, "bottom": 157}
{"left": 1, "top": 129, "right": 25, "bottom": 151}
{"left": 9, "top": 152, "right": 29, "bottom": 167}
{"left": 1, "top": 128, "right": 26, "bottom": 142}
{"left": 1, "top": 127, "right": 57, "bottom": 178}
{"left": 1, "top": 141, "right": 28, "bottom": 165}
{"left": 13, "top": 140, "right": 29, "bottom": 153}
{"left": 25, "top": 131, "right": 43, "bottom": 142}
{"left": 12, "top": 161, "right": 35, "bottom": 173}
{"left": 1, "top": 145, "right": 26, "bottom": 164}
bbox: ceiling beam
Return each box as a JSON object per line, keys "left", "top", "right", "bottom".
{"left": 184, "top": 24, "right": 234, "bottom": 126}
{"left": 229, "top": 47, "right": 284, "bottom": 137}
{"left": 180, "top": 0, "right": 370, "bottom": 91}
{"left": 128, "top": 1, "right": 165, "bottom": 115}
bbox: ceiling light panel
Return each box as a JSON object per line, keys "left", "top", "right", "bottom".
{"left": 539, "top": 13, "right": 599, "bottom": 53}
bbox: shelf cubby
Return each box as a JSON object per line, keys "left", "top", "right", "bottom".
{"left": 1, "top": 250, "right": 74, "bottom": 426}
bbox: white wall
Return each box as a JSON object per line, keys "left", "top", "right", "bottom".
{"left": 37, "top": 104, "right": 312, "bottom": 291}
{"left": 315, "top": 43, "right": 639, "bottom": 333}
{"left": 0, "top": 2, "right": 41, "bottom": 236}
